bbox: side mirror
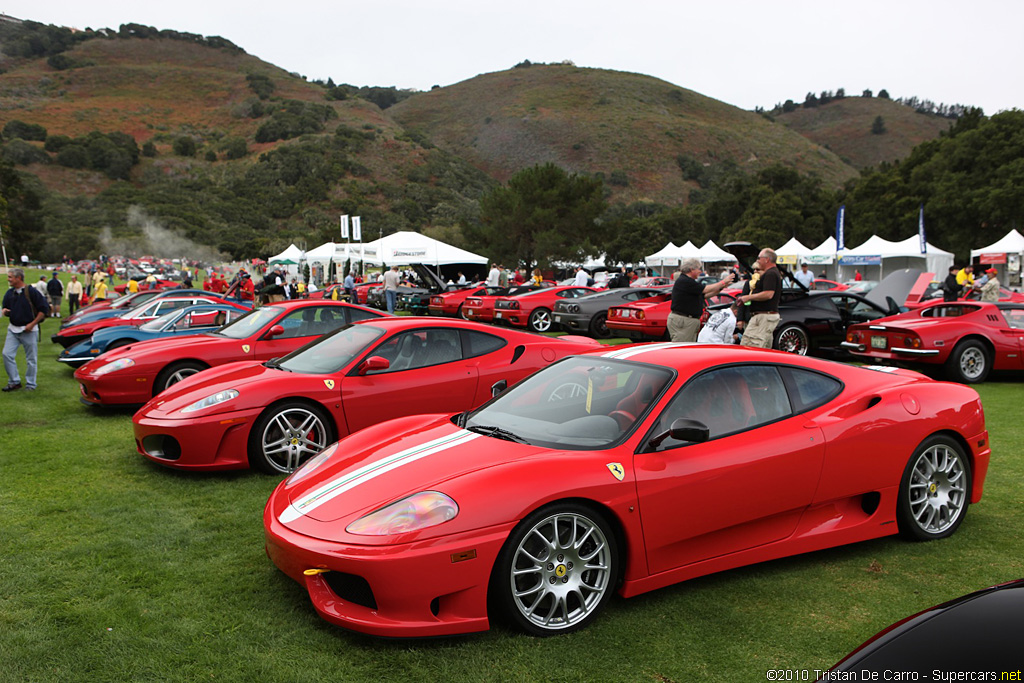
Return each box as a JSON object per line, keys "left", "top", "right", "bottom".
{"left": 267, "top": 324, "right": 285, "bottom": 338}
{"left": 648, "top": 418, "right": 710, "bottom": 448}
{"left": 358, "top": 355, "right": 390, "bottom": 376}
{"left": 491, "top": 379, "right": 508, "bottom": 397}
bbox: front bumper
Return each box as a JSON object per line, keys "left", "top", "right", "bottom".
{"left": 264, "top": 503, "right": 514, "bottom": 637}
{"left": 133, "top": 407, "right": 262, "bottom": 470}
{"left": 77, "top": 371, "right": 155, "bottom": 406}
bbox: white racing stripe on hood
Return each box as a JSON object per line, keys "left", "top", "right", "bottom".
{"left": 279, "top": 429, "right": 482, "bottom": 524}
{"left": 601, "top": 342, "right": 692, "bottom": 360}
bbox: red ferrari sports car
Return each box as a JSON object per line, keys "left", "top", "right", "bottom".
{"left": 76, "top": 300, "right": 384, "bottom": 406}
{"left": 491, "top": 286, "right": 598, "bottom": 333}
{"left": 462, "top": 284, "right": 550, "bottom": 325}
{"left": 428, "top": 285, "right": 506, "bottom": 318}
{"left": 843, "top": 300, "right": 1024, "bottom": 383}
{"left": 606, "top": 292, "right": 734, "bottom": 340}
{"left": 264, "top": 343, "right": 989, "bottom": 637}
{"left": 133, "top": 317, "right": 603, "bottom": 474}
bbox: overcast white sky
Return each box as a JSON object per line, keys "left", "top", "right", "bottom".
{"left": 4, "top": 0, "right": 1021, "bottom": 114}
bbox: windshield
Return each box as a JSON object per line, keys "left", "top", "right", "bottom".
{"left": 465, "top": 356, "right": 673, "bottom": 449}
{"left": 216, "top": 306, "right": 280, "bottom": 339}
{"left": 139, "top": 309, "right": 180, "bottom": 332}
{"left": 278, "top": 324, "right": 386, "bottom": 374}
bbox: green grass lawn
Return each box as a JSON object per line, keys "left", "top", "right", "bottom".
{"left": 1, "top": 275, "right": 1021, "bottom": 681}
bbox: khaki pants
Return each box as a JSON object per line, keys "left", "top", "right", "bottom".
{"left": 667, "top": 312, "right": 700, "bottom": 342}
{"left": 740, "top": 312, "right": 780, "bottom": 348}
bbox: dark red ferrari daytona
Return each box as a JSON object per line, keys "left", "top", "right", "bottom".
{"left": 133, "top": 317, "right": 602, "bottom": 473}
{"left": 263, "top": 343, "right": 989, "bottom": 637}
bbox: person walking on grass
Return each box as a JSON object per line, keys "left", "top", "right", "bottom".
{"left": 2, "top": 268, "right": 50, "bottom": 392}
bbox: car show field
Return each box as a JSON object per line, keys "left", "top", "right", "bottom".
{"left": 2, "top": 301, "right": 1022, "bottom": 680}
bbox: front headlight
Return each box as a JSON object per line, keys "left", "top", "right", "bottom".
{"left": 93, "top": 358, "right": 136, "bottom": 376}
{"left": 181, "top": 389, "right": 238, "bottom": 414}
{"left": 285, "top": 442, "right": 338, "bottom": 485}
{"left": 346, "top": 491, "right": 459, "bottom": 536}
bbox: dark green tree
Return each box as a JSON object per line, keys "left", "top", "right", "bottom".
{"left": 871, "top": 116, "right": 886, "bottom": 134}
{"left": 471, "top": 163, "right": 607, "bottom": 269}
{"left": 172, "top": 136, "right": 196, "bottom": 157}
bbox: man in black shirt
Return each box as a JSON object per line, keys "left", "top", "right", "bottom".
{"left": 737, "top": 248, "right": 782, "bottom": 348}
{"left": 942, "top": 266, "right": 960, "bottom": 302}
{"left": 667, "top": 258, "right": 735, "bottom": 342}
{"left": 2, "top": 268, "right": 50, "bottom": 391}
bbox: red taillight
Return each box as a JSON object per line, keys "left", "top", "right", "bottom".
{"left": 846, "top": 331, "right": 861, "bottom": 343}
{"left": 510, "top": 302, "right": 520, "bottom": 310}
{"left": 430, "top": 296, "right": 442, "bottom": 304}
{"left": 904, "top": 336, "right": 922, "bottom": 349}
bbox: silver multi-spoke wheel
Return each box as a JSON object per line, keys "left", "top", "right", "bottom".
{"left": 501, "top": 508, "right": 616, "bottom": 634}
{"left": 898, "top": 436, "right": 971, "bottom": 540}
{"left": 166, "top": 366, "right": 200, "bottom": 385}
{"left": 775, "top": 324, "right": 809, "bottom": 355}
{"left": 252, "top": 404, "right": 331, "bottom": 474}
{"left": 156, "top": 361, "right": 206, "bottom": 394}
{"left": 947, "top": 340, "right": 989, "bottom": 383}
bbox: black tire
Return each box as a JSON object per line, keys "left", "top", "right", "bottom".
{"left": 104, "top": 338, "right": 133, "bottom": 352}
{"left": 491, "top": 503, "right": 618, "bottom": 635}
{"left": 458, "top": 304, "right": 469, "bottom": 320}
{"left": 944, "top": 339, "right": 990, "bottom": 383}
{"left": 589, "top": 312, "right": 611, "bottom": 339}
{"left": 154, "top": 361, "right": 207, "bottom": 395}
{"left": 528, "top": 307, "right": 553, "bottom": 333}
{"left": 896, "top": 435, "right": 971, "bottom": 541}
{"left": 248, "top": 401, "right": 334, "bottom": 475}
{"left": 774, "top": 324, "right": 809, "bottom": 355}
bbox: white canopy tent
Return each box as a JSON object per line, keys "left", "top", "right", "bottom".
{"left": 971, "top": 229, "right": 1024, "bottom": 287}
{"left": 644, "top": 242, "right": 681, "bottom": 268}
{"left": 775, "top": 237, "right": 812, "bottom": 266}
{"left": 698, "top": 240, "right": 738, "bottom": 263}
{"left": 305, "top": 241, "right": 352, "bottom": 264}
{"left": 358, "top": 231, "right": 487, "bottom": 267}
{"left": 837, "top": 235, "right": 953, "bottom": 281}
{"left": 267, "top": 243, "right": 305, "bottom": 276}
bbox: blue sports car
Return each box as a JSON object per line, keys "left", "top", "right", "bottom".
{"left": 58, "top": 303, "right": 248, "bottom": 368}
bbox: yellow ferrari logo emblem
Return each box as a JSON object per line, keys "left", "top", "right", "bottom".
{"left": 242, "top": 344, "right": 250, "bottom": 353}
{"left": 606, "top": 463, "right": 624, "bottom": 481}
{"left": 555, "top": 564, "right": 567, "bottom": 577}
{"left": 929, "top": 483, "right": 937, "bottom": 494}
{"left": 324, "top": 379, "right": 335, "bottom": 389}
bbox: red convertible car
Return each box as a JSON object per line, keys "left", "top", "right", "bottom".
{"left": 264, "top": 343, "right": 989, "bottom": 637}
{"left": 133, "top": 317, "right": 602, "bottom": 474}
{"left": 491, "top": 285, "right": 598, "bottom": 333}
{"left": 843, "top": 301, "right": 1024, "bottom": 383}
{"left": 76, "top": 300, "right": 384, "bottom": 406}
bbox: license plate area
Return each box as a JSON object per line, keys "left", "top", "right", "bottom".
{"left": 870, "top": 335, "right": 888, "bottom": 349}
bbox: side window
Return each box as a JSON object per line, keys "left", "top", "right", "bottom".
{"left": 782, "top": 367, "right": 842, "bottom": 413}
{"left": 651, "top": 365, "right": 792, "bottom": 449}
{"left": 152, "top": 300, "right": 190, "bottom": 316}
{"left": 274, "top": 307, "right": 321, "bottom": 339}
{"left": 464, "top": 330, "right": 507, "bottom": 358}
{"left": 346, "top": 307, "right": 380, "bottom": 324}
{"left": 377, "top": 329, "right": 462, "bottom": 372}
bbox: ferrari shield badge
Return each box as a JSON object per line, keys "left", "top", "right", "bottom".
{"left": 606, "top": 462, "right": 625, "bottom": 481}
{"left": 241, "top": 344, "right": 250, "bottom": 353}
{"left": 324, "top": 379, "right": 335, "bottom": 390}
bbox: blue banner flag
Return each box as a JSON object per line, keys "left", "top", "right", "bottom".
{"left": 918, "top": 204, "right": 927, "bottom": 253}
{"left": 835, "top": 205, "right": 845, "bottom": 251}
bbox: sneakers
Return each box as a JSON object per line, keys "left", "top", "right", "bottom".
{"left": 2, "top": 382, "right": 22, "bottom": 392}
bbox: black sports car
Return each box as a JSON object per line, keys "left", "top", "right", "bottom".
{"left": 553, "top": 287, "right": 669, "bottom": 338}
{"left": 829, "top": 579, "right": 1024, "bottom": 675}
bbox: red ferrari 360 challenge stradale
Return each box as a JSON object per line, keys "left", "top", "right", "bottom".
{"left": 263, "top": 342, "right": 990, "bottom": 638}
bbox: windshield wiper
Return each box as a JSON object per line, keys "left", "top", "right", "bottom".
{"left": 467, "top": 425, "right": 529, "bottom": 444}
{"left": 265, "top": 358, "right": 291, "bottom": 372}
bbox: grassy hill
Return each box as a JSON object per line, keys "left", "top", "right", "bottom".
{"left": 773, "top": 96, "right": 953, "bottom": 169}
{"left": 388, "top": 63, "right": 861, "bottom": 202}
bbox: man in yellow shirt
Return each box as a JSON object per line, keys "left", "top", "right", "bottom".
{"left": 956, "top": 265, "right": 974, "bottom": 287}
{"left": 127, "top": 278, "right": 140, "bottom": 294}
{"left": 94, "top": 275, "right": 108, "bottom": 301}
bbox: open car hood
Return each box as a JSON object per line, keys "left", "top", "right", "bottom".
{"left": 725, "top": 241, "right": 806, "bottom": 293}
{"left": 866, "top": 269, "right": 933, "bottom": 312}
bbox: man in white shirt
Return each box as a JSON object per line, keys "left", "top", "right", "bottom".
{"left": 697, "top": 302, "right": 738, "bottom": 344}
{"left": 794, "top": 263, "right": 815, "bottom": 289}
{"left": 573, "top": 267, "right": 590, "bottom": 286}
{"left": 486, "top": 263, "right": 501, "bottom": 287}
{"left": 383, "top": 266, "right": 402, "bottom": 313}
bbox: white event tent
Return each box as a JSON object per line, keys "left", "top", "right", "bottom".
{"left": 971, "top": 229, "right": 1024, "bottom": 286}
{"left": 267, "top": 243, "right": 305, "bottom": 276}
{"left": 358, "top": 231, "right": 487, "bottom": 267}
{"left": 775, "top": 237, "right": 812, "bottom": 266}
{"left": 837, "top": 235, "right": 953, "bottom": 280}
{"left": 698, "top": 240, "right": 737, "bottom": 264}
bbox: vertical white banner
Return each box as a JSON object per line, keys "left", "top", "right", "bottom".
{"left": 352, "top": 216, "right": 362, "bottom": 242}
{"left": 340, "top": 215, "right": 349, "bottom": 239}
{"left": 918, "top": 204, "right": 927, "bottom": 253}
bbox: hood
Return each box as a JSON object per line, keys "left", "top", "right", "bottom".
{"left": 866, "top": 269, "right": 933, "bottom": 311}
{"left": 137, "top": 361, "right": 275, "bottom": 416}
{"left": 408, "top": 263, "right": 449, "bottom": 294}
{"left": 725, "top": 241, "right": 805, "bottom": 293}
{"left": 92, "top": 332, "right": 225, "bottom": 363}
{"left": 275, "top": 419, "right": 541, "bottom": 540}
